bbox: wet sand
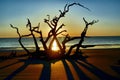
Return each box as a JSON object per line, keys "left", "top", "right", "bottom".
{"left": 0, "top": 49, "right": 120, "bottom": 80}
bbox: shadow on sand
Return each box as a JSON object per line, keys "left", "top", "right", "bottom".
{"left": 1, "top": 56, "right": 119, "bottom": 80}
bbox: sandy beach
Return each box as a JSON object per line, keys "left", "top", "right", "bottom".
{"left": 0, "top": 49, "right": 120, "bottom": 80}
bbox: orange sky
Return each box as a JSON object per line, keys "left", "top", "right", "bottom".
{"left": 0, "top": 0, "right": 120, "bottom": 38}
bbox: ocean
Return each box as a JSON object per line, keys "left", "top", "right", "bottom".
{"left": 0, "top": 36, "right": 120, "bottom": 51}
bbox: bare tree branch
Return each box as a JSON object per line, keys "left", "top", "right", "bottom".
{"left": 56, "top": 30, "right": 67, "bottom": 36}
{"left": 63, "top": 37, "right": 81, "bottom": 44}
{"left": 10, "top": 24, "right": 30, "bottom": 54}
{"left": 59, "top": 3, "right": 90, "bottom": 19}
{"left": 77, "top": 3, "right": 91, "bottom": 11}
{"left": 45, "top": 30, "right": 52, "bottom": 43}
{"left": 47, "top": 15, "right": 50, "bottom": 21}
{"left": 26, "top": 18, "right": 32, "bottom": 31}
{"left": 75, "top": 18, "right": 98, "bottom": 54}
{"left": 39, "top": 31, "right": 48, "bottom": 50}
{"left": 44, "top": 19, "right": 53, "bottom": 29}
{"left": 10, "top": 24, "right": 21, "bottom": 37}
{"left": 32, "top": 23, "right": 40, "bottom": 31}
{"left": 83, "top": 17, "right": 99, "bottom": 25}
{"left": 56, "top": 24, "right": 65, "bottom": 33}
{"left": 83, "top": 17, "right": 88, "bottom": 24}
{"left": 26, "top": 19, "right": 40, "bottom": 52}
{"left": 21, "top": 34, "right": 32, "bottom": 37}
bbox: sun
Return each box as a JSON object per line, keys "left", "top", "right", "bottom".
{"left": 52, "top": 40, "right": 59, "bottom": 51}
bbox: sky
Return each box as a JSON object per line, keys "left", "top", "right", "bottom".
{"left": 0, "top": 0, "right": 120, "bottom": 38}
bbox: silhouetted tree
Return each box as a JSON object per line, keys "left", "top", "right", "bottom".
{"left": 42, "top": 3, "right": 92, "bottom": 57}
{"left": 10, "top": 3, "right": 98, "bottom": 59}
{"left": 66, "top": 18, "right": 98, "bottom": 56}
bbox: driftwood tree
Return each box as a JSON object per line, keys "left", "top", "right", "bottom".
{"left": 66, "top": 18, "right": 98, "bottom": 57}
{"left": 10, "top": 3, "right": 98, "bottom": 59}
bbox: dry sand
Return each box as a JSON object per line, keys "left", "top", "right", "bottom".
{"left": 0, "top": 49, "right": 120, "bottom": 80}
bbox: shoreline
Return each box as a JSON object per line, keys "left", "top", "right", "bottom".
{"left": 0, "top": 48, "right": 120, "bottom": 79}
{"left": 0, "top": 47, "right": 120, "bottom": 52}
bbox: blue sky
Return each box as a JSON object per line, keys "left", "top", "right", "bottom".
{"left": 0, "top": 0, "right": 120, "bottom": 37}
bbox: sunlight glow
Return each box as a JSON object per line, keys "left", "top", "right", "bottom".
{"left": 52, "top": 40, "right": 59, "bottom": 51}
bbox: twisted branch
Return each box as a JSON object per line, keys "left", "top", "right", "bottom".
{"left": 10, "top": 24, "right": 30, "bottom": 54}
